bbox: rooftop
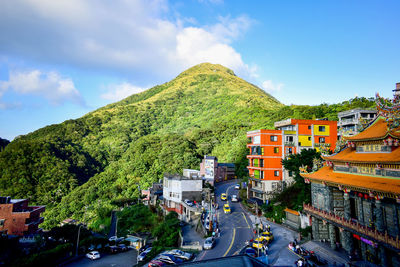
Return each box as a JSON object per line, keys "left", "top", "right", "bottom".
{"left": 345, "top": 116, "right": 400, "bottom": 141}
{"left": 164, "top": 173, "right": 202, "bottom": 180}
{"left": 323, "top": 147, "right": 400, "bottom": 164}
{"left": 301, "top": 166, "right": 400, "bottom": 196}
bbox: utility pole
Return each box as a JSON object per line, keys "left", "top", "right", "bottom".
{"left": 76, "top": 224, "right": 84, "bottom": 257}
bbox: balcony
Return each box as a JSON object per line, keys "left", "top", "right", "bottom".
{"left": 314, "top": 143, "right": 331, "bottom": 148}
{"left": 303, "top": 204, "right": 400, "bottom": 250}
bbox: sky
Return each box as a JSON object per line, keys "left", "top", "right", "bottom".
{"left": 1, "top": 0, "right": 400, "bottom": 141}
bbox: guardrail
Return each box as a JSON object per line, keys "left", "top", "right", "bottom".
{"left": 303, "top": 204, "right": 400, "bottom": 250}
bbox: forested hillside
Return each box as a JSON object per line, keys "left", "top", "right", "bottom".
{"left": 0, "top": 138, "right": 9, "bottom": 150}
{"left": 0, "top": 63, "right": 375, "bottom": 229}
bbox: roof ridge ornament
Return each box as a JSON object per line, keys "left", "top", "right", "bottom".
{"left": 375, "top": 90, "right": 400, "bottom": 130}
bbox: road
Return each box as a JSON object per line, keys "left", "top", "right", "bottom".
{"left": 197, "top": 180, "right": 253, "bottom": 261}
{"left": 64, "top": 249, "right": 137, "bottom": 267}
{"left": 195, "top": 180, "right": 300, "bottom": 266}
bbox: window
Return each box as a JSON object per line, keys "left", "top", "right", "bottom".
{"left": 319, "top": 126, "right": 326, "bottom": 132}
{"left": 260, "top": 159, "right": 264, "bottom": 167}
{"left": 260, "top": 171, "right": 264, "bottom": 179}
{"left": 308, "top": 137, "right": 311, "bottom": 141}
{"left": 274, "top": 170, "right": 279, "bottom": 176}
{"left": 261, "top": 147, "right": 264, "bottom": 155}
{"left": 308, "top": 126, "right": 311, "bottom": 130}
{"left": 253, "top": 135, "right": 260, "bottom": 144}
{"left": 0, "top": 219, "right": 4, "bottom": 227}
{"left": 274, "top": 147, "right": 279, "bottom": 153}
{"left": 272, "top": 182, "right": 279, "bottom": 190}
{"left": 270, "top": 136, "right": 278, "bottom": 142}
{"left": 288, "top": 171, "right": 293, "bottom": 177}
{"left": 319, "top": 137, "right": 325, "bottom": 143}
{"left": 286, "top": 136, "right": 293, "bottom": 142}
{"left": 287, "top": 147, "right": 293, "bottom": 154}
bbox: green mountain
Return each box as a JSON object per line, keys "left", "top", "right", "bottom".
{"left": 0, "top": 63, "right": 375, "bottom": 229}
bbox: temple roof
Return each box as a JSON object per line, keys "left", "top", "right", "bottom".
{"left": 323, "top": 147, "right": 400, "bottom": 164}
{"left": 345, "top": 116, "right": 400, "bottom": 142}
{"left": 301, "top": 166, "right": 400, "bottom": 196}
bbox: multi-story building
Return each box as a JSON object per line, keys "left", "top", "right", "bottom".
{"left": 0, "top": 196, "right": 45, "bottom": 236}
{"left": 199, "top": 155, "right": 236, "bottom": 185}
{"left": 337, "top": 108, "right": 377, "bottom": 137}
{"left": 162, "top": 174, "right": 203, "bottom": 222}
{"left": 247, "top": 119, "right": 337, "bottom": 201}
{"left": 301, "top": 88, "right": 400, "bottom": 266}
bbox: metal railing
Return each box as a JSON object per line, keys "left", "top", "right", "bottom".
{"left": 303, "top": 204, "right": 400, "bottom": 250}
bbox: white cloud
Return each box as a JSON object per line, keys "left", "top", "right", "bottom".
{"left": 0, "top": 70, "right": 84, "bottom": 106}
{"left": 0, "top": 0, "right": 255, "bottom": 82}
{"left": 101, "top": 82, "right": 146, "bottom": 101}
{"left": 261, "top": 80, "right": 284, "bottom": 92}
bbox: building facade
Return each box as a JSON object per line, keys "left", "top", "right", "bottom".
{"left": 337, "top": 108, "right": 377, "bottom": 137}
{"left": 0, "top": 197, "right": 45, "bottom": 236}
{"left": 247, "top": 119, "right": 337, "bottom": 201}
{"left": 302, "top": 108, "right": 400, "bottom": 265}
{"left": 199, "top": 155, "right": 236, "bottom": 185}
{"left": 162, "top": 174, "right": 203, "bottom": 222}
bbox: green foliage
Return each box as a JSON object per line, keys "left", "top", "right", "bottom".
{"left": 0, "top": 63, "right": 376, "bottom": 228}
{"left": 282, "top": 149, "right": 322, "bottom": 183}
{"left": 152, "top": 211, "right": 180, "bottom": 248}
{"left": 11, "top": 243, "right": 73, "bottom": 267}
{"left": 117, "top": 204, "right": 157, "bottom": 237}
{"left": 0, "top": 137, "right": 9, "bottom": 151}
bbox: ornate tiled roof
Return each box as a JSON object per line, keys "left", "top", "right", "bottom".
{"left": 345, "top": 117, "right": 400, "bottom": 142}
{"left": 302, "top": 166, "right": 400, "bottom": 196}
{"left": 322, "top": 147, "right": 400, "bottom": 164}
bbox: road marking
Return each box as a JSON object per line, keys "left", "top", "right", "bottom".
{"left": 242, "top": 212, "right": 250, "bottom": 228}
{"left": 223, "top": 228, "right": 236, "bottom": 257}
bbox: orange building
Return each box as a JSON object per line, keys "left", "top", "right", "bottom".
{"left": 247, "top": 119, "right": 337, "bottom": 201}
{"left": 301, "top": 86, "right": 400, "bottom": 266}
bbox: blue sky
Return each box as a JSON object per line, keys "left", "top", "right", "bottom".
{"left": 1, "top": 0, "right": 400, "bottom": 140}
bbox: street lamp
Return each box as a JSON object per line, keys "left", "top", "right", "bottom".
{"left": 76, "top": 224, "right": 84, "bottom": 257}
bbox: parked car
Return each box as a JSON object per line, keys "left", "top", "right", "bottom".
{"left": 203, "top": 237, "right": 215, "bottom": 250}
{"left": 86, "top": 251, "right": 100, "bottom": 260}
{"left": 260, "top": 231, "right": 274, "bottom": 243}
{"left": 223, "top": 204, "right": 231, "bottom": 214}
{"left": 109, "top": 236, "right": 124, "bottom": 243}
{"left": 156, "top": 254, "right": 184, "bottom": 264}
{"left": 139, "top": 244, "right": 152, "bottom": 253}
{"left": 184, "top": 199, "right": 194, "bottom": 206}
{"left": 108, "top": 245, "right": 119, "bottom": 254}
{"left": 221, "top": 193, "right": 227, "bottom": 201}
{"left": 165, "top": 249, "right": 193, "bottom": 261}
{"left": 117, "top": 244, "right": 128, "bottom": 252}
{"left": 148, "top": 259, "right": 166, "bottom": 267}
{"left": 235, "top": 184, "right": 240, "bottom": 190}
{"left": 231, "top": 195, "right": 238, "bottom": 202}
{"left": 138, "top": 247, "right": 153, "bottom": 262}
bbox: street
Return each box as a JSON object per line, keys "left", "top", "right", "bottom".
{"left": 64, "top": 249, "right": 137, "bottom": 267}
{"left": 196, "top": 180, "right": 300, "bottom": 266}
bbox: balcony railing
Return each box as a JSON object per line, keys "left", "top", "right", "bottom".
{"left": 303, "top": 204, "right": 400, "bottom": 250}
{"left": 314, "top": 143, "right": 331, "bottom": 148}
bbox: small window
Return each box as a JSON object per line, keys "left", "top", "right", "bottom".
{"left": 0, "top": 219, "right": 4, "bottom": 227}
{"left": 308, "top": 137, "right": 311, "bottom": 141}
{"left": 274, "top": 170, "right": 279, "bottom": 176}
{"left": 319, "top": 126, "right": 326, "bottom": 132}
{"left": 270, "top": 136, "right": 278, "bottom": 142}
{"left": 319, "top": 137, "right": 325, "bottom": 143}
{"left": 288, "top": 147, "right": 293, "bottom": 154}
{"left": 308, "top": 126, "right": 311, "bottom": 130}
{"left": 286, "top": 136, "right": 293, "bottom": 142}
{"left": 288, "top": 171, "right": 293, "bottom": 177}
{"left": 261, "top": 147, "right": 264, "bottom": 155}
{"left": 274, "top": 147, "right": 279, "bottom": 153}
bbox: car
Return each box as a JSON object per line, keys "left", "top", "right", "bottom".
{"left": 148, "top": 259, "right": 166, "bottom": 267}
{"left": 108, "top": 245, "right": 119, "bottom": 254}
{"left": 221, "top": 193, "right": 227, "bottom": 201}
{"left": 184, "top": 199, "right": 194, "bottom": 206}
{"left": 156, "top": 254, "right": 184, "bottom": 264}
{"left": 165, "top": 249, "right": 193, "bottom": 261}
{"left": 86, "top": 251, "right": 100, "bottom": 260}
{"left": 223, "top": 204, "right": 231, "bottom": 214}
{"left": 260, "top": 231, "right": 274, "bottom": 243}
{"left": 138, "top": 247, "right": 152, "bottom": 262}
{"left": 117, "top": 244, "right": 128, "bottom": 251}
{"left": 235, "top": 184, "right": 240, "bottom": 190}
{"left": 252, "top": 239, "right": 264, "bottom": 249}
{"left": 139, "top": 244, "right": 152, "bottom": 253}
{"left": 203, "top": 237, "right": 215, "bottom": 250}
{"left": 109, "top": 236, "right": 118, "bottom": 241}
{"left": 231, "top": 195, "right": 238, "bottom": 202}
{"left": 244, "top": 247, "right": 257, "bottom": 257}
